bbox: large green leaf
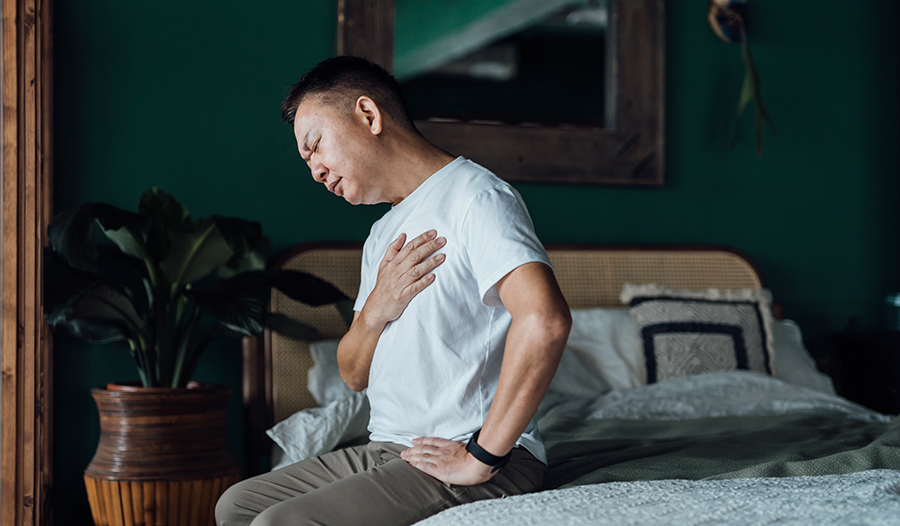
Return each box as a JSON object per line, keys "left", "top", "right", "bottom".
{"left": 335, "top": 298, "right": 356, "bottom": 327}
{"left": 219, "top": 236, "right": 271, "bottom": 279}
{"left": 59, "top": 318, "right": 129, "bottom": 345}
{"left": 44, "top": 248, "right": 104, "bottom": 325}
{"left": 70, "top": 285, "right": 145, "bottom": 333}
{"left": 265, "top": 313, "right": 322, "bottom": 341}
{"left": 214, "top": 215, "right": 263, "bottom": 260}
{"left": 48, "top": 203, "right": 148, "bottom": 273}
{"left": 188, "top": 271, "right": 270, "bottom": 335}
{"left": 139, "top": 187, "right": 191, "bottom": 263}
{"left": 268, "top": 269, "right": 349, "bottom": 306}
{"left": 160, "top": 217, "right": 234, "bottom": 290}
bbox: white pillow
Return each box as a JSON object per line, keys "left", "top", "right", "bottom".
{"left": 267, "top": 390, "right": 370, "bottom": 469}
{"left": 307, "top": 339, "right": 356, "bottom": 405}
{"left": 565, "top": 308, "right": 645, "bottom": 391}
{"left": 771, "top": 319, "right": 835, "bottom": 395}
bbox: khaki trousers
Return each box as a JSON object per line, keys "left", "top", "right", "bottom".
{"left": 215, "top": 441, "right": 546, "bottom": 526}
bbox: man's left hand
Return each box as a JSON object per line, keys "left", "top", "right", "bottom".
{"left": 400, "top": 437, "right": 495, "bottom": 486}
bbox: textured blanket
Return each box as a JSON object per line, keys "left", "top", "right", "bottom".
{"left": 415, "top": 470, "right": 900, "bottom": 526}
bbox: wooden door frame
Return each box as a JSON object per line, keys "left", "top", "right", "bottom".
{"left": 1, "top": 0, "right": 53, "bottom": 525}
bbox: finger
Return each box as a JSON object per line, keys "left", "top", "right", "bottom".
{"left": 407, "top": 252, "right": 445, "bottom": 281}
{"left": 401, "top": 273, "right": 436, "bottom": 300}
{"left": 398, "top": 237, "right": 446, "bottom": 276}
{"left": 382, "top": 233, "right": 407, "bottom": 264}
{"left": 414, "top": 436, "right": 456, "bottom": 448}
{"left": 406, "top": 458, "right": 440, "bottom": 478}
{"left": 401, "top": 230, "right": 438, "bottom": 257}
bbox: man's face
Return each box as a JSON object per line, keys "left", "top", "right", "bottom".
{"left": 292, "top": 95, "right": 379, "bottom": 205}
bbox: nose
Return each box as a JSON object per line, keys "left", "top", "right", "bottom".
{"left": 309, "top": 160, "right": 328, "bottom": 183}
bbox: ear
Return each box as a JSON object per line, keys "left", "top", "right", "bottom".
{"left": 355, "top": 96, "right": 383, "bottom": 135}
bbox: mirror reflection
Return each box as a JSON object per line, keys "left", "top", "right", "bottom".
{"left": 395, "top": 0, "right": 608, "bottom": 127}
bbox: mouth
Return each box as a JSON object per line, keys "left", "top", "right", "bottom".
{"left": 326, "top": 178, "right": 341, "bottom": 195}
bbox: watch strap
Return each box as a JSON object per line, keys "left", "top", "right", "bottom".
{"left": 465, "top": 429, "right": 511, "bottom": 473}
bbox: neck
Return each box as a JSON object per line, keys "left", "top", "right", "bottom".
{"left": 378, "top": 130, "right": 456, "bottom": 206}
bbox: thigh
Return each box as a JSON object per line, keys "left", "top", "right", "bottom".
{"left": 251, "top": 456, "right": 458, "bottom": 526}
{"left": 251, "top": 446, "right": 547, "bottom": 526}
{"left": 216, "top": 443, "right": 380, "bottom": 526}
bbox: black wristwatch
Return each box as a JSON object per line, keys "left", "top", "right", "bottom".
{"left": 465, "top": 429, "right": 511, "bottom": 473}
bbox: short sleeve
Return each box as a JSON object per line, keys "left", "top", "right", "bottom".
{"left": 462, "top": 186, "right": 551, "bottom": 307}
{"left": 353, "top": 231, "right": 379, "bottom": 312}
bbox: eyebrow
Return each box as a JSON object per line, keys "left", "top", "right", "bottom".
{"left": 301, "top": 130, "right": 313, "bottom": 152}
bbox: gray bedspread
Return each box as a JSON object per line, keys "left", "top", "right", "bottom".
{"left": 543, "top": 410, "right": 900, "bottom": 488}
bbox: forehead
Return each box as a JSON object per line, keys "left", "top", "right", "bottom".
{"left": 292, "top": 94, "right": 347, "bottom": 142}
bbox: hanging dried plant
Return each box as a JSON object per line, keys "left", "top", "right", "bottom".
{"left": 708, "top": 0, "right": 775, "bottom": 155}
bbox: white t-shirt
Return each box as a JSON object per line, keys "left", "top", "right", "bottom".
{"left": 353, "top": 157, "right": 551, "bottom": 463}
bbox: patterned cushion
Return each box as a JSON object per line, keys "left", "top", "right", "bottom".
{"left": 620, "top": 283, "right": 776, "bottom": 384}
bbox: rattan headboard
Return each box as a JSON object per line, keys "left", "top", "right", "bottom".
{"left": 242, "top": 243, "right": 765, "bottom": 475}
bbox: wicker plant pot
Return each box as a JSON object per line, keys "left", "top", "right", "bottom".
{"left": 84, "top": 382, "right": 240, "bottom": 526}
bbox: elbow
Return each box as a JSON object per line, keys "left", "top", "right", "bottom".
{"left": 337, "top": 345, "right": 369, "bottom": 391}
{"left": 340, "top": 369, "right": 368, "bottom": 392}
{"left": 547, "top": 308, "right": 573, "bottom": 352}
{"left": 528, "top": 307, "right": 572, "bottom": 355}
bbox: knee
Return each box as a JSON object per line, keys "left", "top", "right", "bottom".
{"left": 215, "top": 480, "right": 255, "bottom": 526}
{"left": 250, "top": 503, "right": 305, "bottom": 526}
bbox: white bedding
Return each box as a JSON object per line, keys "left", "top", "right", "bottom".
{"left": 415, "top": 469, "right": 900, "bottom": 526}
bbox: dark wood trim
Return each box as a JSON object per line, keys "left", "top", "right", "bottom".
{"left": 336, "top": 0, "right": 395, "bottom": 72}
{"left": 338, "top": 0, "right": 665, "bottom": 186}
{"left": 242, "top": 335, "right": 266, "bottom": 478}
{"left": 1, "top": 0, "right": 54, "bottom": 524}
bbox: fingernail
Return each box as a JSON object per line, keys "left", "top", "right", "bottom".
{"left": 437, "top": 237, "right": 446, "bottom": 245}
{"left": 428, "top": 229, "right": 437, "bottom": 237}
{"left": 436, "top": 253, "right": 445, "bottom": 261}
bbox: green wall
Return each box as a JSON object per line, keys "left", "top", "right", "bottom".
{"left": 52, "top": 1, "right": 899, "bottom": 523}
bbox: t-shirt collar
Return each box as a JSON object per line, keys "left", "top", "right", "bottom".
{"left": 392, "top": 156, "right": 466, "bottom": 211}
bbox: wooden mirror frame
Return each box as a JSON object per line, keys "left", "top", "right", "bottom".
{"left": 336, "top": 0, "right": 665, "bottom": 186}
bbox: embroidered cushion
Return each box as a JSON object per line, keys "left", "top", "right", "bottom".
{"left": 620, "top": 283, "right": 776, "bottom": 384}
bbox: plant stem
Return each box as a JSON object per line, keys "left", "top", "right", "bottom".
{"left": 179, "top": 332, "right": 214, "bottom": 388}
{"left": 171, "top": 305, "right": 201, "bottom": 388}
{"left": 127, "top": 339, "right": 150, "bottom": 387}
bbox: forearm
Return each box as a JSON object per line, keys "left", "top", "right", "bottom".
{"left": 337, "top": 308, "right": 386, "bottom": 391}
{"left": 476, "top": 310, "right": 570, "bottom": 457}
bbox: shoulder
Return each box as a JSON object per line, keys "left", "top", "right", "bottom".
{"left": 450, "top": 159, "right": 524, "bottom": 215}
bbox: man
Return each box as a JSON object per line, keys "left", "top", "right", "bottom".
{"left": 216, "top": 56, "right": 571, "bottom": 526}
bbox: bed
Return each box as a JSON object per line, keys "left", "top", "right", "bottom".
{"left": 242, "top": 244, "right": 900, "bottom": 525}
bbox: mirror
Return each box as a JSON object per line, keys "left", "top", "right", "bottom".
{"left": 396, "top": 0, "right": 608, "bottom": 128}
{"left": 337, "top": 0, "right": 664, "bottom": 186}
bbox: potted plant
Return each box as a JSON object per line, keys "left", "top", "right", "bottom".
{"left": 44, "top": 187, "right": 350, "bottom": 526}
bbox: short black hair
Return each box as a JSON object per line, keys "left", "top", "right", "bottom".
{"left": 281, "top": 56, "right": 415, "bottom": 131}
